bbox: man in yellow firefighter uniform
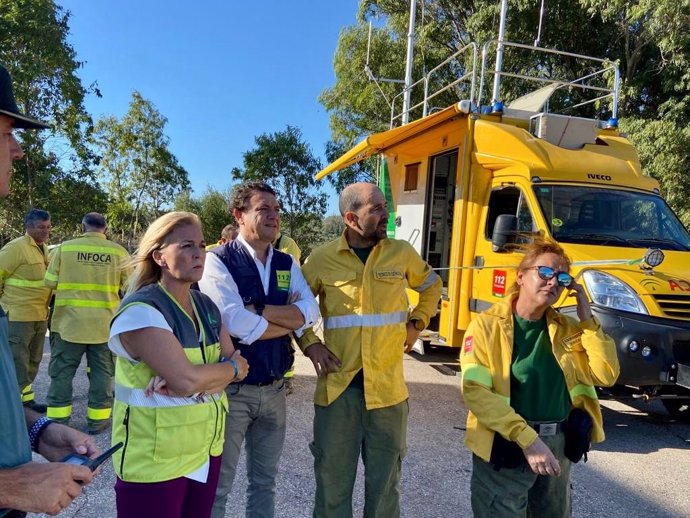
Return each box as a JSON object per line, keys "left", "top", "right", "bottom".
{"left": 44, "top": 212, "right": 129, "bottom": 434}
{"left": 273, "top": 231, "right": 301, "bottom": 263}
{"left": 0, "top": 208, "right": 52, "bottom": 412}
{"left": 298, "top": 182, "right": 442, "bottom": 517}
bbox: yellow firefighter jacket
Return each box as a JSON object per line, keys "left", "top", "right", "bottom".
{"left": 298, "top": 233, "right": 442, "bottom": 410}
{"left": 460, "top": 292, "right": 619, "bottom": 462}
{"left": 44, "top": 232, "right": 129, "bottom": 343}
{"left": 274, "top": 233, "right": 301, "bottom": 263}
{"left": 0, "top": 235, "right": 51, "bottom": 321}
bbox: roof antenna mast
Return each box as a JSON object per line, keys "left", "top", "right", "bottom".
{"left": 401, "top": 0, "right": 417, "bottom": 124}
{"left": 491, "top": 0, "right": 509, "bottom": 106}
{"left": 534, "top": 0, "right": 546, "bottom": 47}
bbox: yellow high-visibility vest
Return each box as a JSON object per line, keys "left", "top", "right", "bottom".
{"left": 45, "top": 232, "right": 129, "bottom": 343}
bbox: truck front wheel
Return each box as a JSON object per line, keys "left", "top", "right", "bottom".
{"left": 662, "top": 399, "right": 690, "bottom": 423}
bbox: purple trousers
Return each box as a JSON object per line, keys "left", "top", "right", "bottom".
{"left": 115, "top": 455, "right": 222, "bottom": 518}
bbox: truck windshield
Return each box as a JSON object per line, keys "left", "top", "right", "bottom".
{"left": 534, "top": 185, "right": 690, "bottom": 251}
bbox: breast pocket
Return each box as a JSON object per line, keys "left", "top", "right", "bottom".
{"left": 322, "top": 271, "right": 359, "bottom": 315}
{"left": 23, "top": 256, "right": 47, "bottom": 281}
{"left": 372, "top": 268, "right": 407, "bottom": 311}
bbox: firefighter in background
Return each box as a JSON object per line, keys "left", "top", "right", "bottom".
{"left": 45, "top": 212, "right": 129, "bottom": 434}
{"left": 206, "top": 223, "right": 238, "bottom": 251}
{"left": 273, "top": 231, "right": 300, "bottom": 263}
{"left": 0, "top": 208, "right": 52, "bottom": 412}
{"left": 273, "top": 229, "right": 301, "bottom": 395}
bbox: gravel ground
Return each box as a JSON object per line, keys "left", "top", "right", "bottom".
{"left": 25, "top": 342, "right": 690, "bottom": 518}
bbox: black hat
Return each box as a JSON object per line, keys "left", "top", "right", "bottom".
{"left": 0, "top": 64, "right": 49, "bottom": 130}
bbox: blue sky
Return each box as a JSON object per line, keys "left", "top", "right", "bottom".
{"left": 59, "top": 0, "right": 360, "bottom": 215}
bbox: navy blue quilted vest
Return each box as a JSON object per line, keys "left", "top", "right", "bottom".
{"left": 211, "top": 241, "right": 294, "bottom": 384}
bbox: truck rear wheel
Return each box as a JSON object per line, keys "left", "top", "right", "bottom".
{"left": 662, "top": 399, "right": 690, "bottom": 422}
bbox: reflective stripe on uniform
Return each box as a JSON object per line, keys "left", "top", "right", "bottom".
{"left": 5, "top": 278, "right": 46, "bottom": 288}
{"left": 87, "top": 407, "right": 112, "bottom": 420}
{"left": 47, "top": 405, "right": 72, "bottom": 419}
{"left": 462, "top": 363, "right": 493, "bottom": 388}
{"left": 21, "top": 384, "right": 35, "bottom": 402}
{"left": 54, "top": 299, "right": 119, "bottom": 309}
{"left": 323, "top": 311, "right": 408, "bottom": 330}
{"left": 55, "top": 282, "right": 120, "bottom": 293}
{"left": 60, "top": 244, "right": 128, "bottom": 256}
{"left": 44, "top": 271, "right": 58, "bottom": 282}
{"left": 412, "top": 271, "right": 441, "bottom": 293}
{"left": 570, "top": 383, "right": 598, "bottom": 401}
{"left": 115, "top": 383, "right": 212, "bottom": 408}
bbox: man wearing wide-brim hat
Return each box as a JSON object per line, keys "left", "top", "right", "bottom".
{"left": 0, "top": 63, "right": 99, "bottom": 517}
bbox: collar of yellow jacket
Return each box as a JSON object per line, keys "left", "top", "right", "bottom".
{"left": 336, "top": 230, "right": 392, "bottom": 253}
{"left": 23, "top": 233, "right": 48, "bottom": 251}
{"left": 81, "top": 231, "right": 106, "bottom": 239}
{"left": 484, "top": 291, "right": 567, "bottom": 325}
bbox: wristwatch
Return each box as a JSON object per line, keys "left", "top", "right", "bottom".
{"left": 409, "top": 318, "right": 425, "bottom": 331}
{"left": 255, "top": 303, "right": 265, "bottom": 316}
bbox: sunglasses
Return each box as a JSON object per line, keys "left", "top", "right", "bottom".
{"left": 526, "top": 266, "right": 573, "bottom": 287}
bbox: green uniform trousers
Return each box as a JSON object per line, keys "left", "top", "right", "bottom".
{"left": 311, "top": 384, "right": 408, "bottom": 518}
{"left": 8, "top": 320, "right": 48, "bottom": 402}
{"left": 471, "top": 431, "right": 572, "bottom": 518}
{"left": 46, "top": 332, "right": 114, "bottom": 430}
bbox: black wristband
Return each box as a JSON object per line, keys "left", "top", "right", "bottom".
{"left": 255, "top": 303, "right": 265, "bottom": 316}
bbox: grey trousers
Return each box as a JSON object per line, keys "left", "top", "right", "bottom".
{"left": 211, "top": 379, "right": 287, "bottom": 518}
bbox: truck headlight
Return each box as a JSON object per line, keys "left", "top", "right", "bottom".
{"left": 582, "top": 270, "right": 648, "bottom": 315}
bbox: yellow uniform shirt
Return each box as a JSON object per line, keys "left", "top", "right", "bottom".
{"left": 274, "top": 233, "right": 301, "bottom": 263}
{"left": 298, "top": 234, "right": 442, "bottom": 409}
{"left": 44, "top": 232, "right": 129, "bottom": 344}
{"left": 0, "top": 235, "right": 51, "bottom": 321}
{"left": 460, "top": 292, "right": 620, "bottom": 462}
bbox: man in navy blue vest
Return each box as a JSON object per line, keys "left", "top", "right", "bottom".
{"left": 199, "top": 181, "right": 319, "bottom": 518}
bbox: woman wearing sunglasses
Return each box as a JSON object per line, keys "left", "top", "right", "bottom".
{"left": 460, "top": 237, "right": 619, "bottom": 518}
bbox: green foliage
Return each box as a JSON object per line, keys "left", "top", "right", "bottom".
{"left": 174, "top": 187, "right": 233, "bottom": 244}
{"left": 319, "top": 214, "right": 345, "bottom": 245}
{"left": 322, "top": 0, "right": 690, "bottom": 227}
{"left": 94, "top": 91, "right": 190, "bottom": 247}
{"left": 0, "top": 0, "right": 103, "bottom": 245}
{"left": 231, "top": 126, "right": 328, "bottom": 256}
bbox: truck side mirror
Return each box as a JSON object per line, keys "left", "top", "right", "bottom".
{"left": 492, "top": 214, "right": 518, "bottom": 252}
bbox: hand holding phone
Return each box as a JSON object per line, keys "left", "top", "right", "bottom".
{"left": 61, "top": 441, "right": 123, "bottom": 471}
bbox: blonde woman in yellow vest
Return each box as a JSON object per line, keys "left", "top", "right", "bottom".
{"left": 108, "top": 212, "right": 248, "bottom": 518}
{"left": 460, "top": 238, "right": 619, "bottom": 517}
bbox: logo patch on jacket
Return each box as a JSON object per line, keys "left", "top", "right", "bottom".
{"left": 77, "top": 252, "right": 112, "bottom": 264}
{"left": 561, "top": 332, "right": 583, "bottom": 351}
{"left": 276, "top": 270, "right": 291, "bottom": 291}
{"left": 374, "top": 269, "right": 403, "bottom": 281}
{"left": 464, "top": 336, "right": 474, "bottom": 354}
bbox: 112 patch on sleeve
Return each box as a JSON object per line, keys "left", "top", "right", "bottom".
{"left": 463, "top": 336, "right": 474, "bottom": 354}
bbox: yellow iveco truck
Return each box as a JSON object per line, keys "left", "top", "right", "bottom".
{"left": 318, "top": 40, "right": 690, "bottom": 420}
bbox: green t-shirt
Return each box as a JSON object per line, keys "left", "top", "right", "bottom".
{"left": 510, "top": 315, "right": 571, "bottom": 422}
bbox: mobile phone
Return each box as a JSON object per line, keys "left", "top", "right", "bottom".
{"left": 61, "top": 441, "right": 123, "bottom": 471}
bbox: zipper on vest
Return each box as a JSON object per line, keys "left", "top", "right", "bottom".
{"left": 120, "top": 406, "right": 130, "bottom": 475}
